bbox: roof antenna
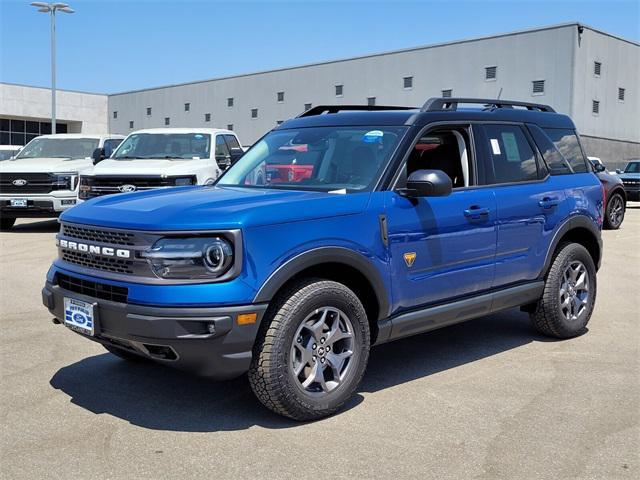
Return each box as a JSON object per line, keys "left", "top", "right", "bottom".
{"left": 497, "top": 87, "right": 503, "bottom": 100}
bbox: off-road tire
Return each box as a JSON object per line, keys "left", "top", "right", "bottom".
{"left": 0, "top": 217, "right": 16, "bottom": 231}
{"left": 530, "top": 242, "right": 597, "bottom": 338}
{"left": 248, "top": 279, "right": 370, "bottom": 421}
{"left": 603, "top": 192, "right": 625, "bottom": 230}
{"left": 103, "top": 344, "right": 147, "bottom": 362}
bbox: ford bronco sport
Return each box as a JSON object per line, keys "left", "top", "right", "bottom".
{"left": 43, "top": 98, "right": 603, "bottom": 421}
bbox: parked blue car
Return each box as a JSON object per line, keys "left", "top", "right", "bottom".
{"left": 43, "top": 98, "right": 604, "bottom": 420}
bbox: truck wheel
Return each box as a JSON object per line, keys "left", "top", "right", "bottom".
{"left": 103, "top": 345, "right": 147, "bottom": 362}
{"left": 530, "top": 243, "right": 597, "bottom": 338}
{"left": 604, "top": 192, "right": 625, "bottom": 229}
{"left": 249, "top": 279, "right": 370, "bottom": 421}
{"left": 0, "top": 217, "right": 16, "bottom": 231}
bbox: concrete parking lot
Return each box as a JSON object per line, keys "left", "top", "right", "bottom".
{"left": 1, "top": 208, "right": 638, "bottom": 480}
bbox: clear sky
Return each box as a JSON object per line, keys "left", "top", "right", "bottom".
{"left": 1, "top": 0, "right": 638, "bottom": 94}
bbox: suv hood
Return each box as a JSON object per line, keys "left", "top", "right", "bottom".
{"left": 0, "top": 157, "right": 93, "bottom": 173}
{"left": 89, "top": 158, "right": 208, "bottom": 176}
{"left": 617, "top": 172, "right": 640, "bottom": 180}
{"left": 61, "top": 186, "right": 370, "bottom": 230}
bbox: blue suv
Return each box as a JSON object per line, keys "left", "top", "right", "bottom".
{"left": 43, "top": 98, "right": 603, "bottom": 420}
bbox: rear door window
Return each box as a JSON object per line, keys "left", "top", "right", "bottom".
{"left": 481, "top": 124, "right": 539, "bottom": 184}
{"left": 543, "top": 128, "right": 588, "bottom": 173}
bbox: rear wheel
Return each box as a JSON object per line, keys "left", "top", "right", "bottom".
{"left": 249, "top": 279, "right": 370, "bottom": 421}
{"left": 530, "top": 243, "right": 597, "bottom": 338}
{"left": 604, "top": 192, "right": 625, "bottom": 229}
{"left": 0, "top": 217, "right": 16, "bottom": 231}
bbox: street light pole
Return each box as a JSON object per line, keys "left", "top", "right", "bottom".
{"left": 30, "top": 2, "right": 74, "bottom": 134}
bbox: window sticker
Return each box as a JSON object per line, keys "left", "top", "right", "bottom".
{"left": 490, "top": 138, "right": 501, "bottom": 155}
{"left": 501, "top": 132, "right": 520, "bottom": 162}
{"left": 363, "top": 130, "right": 384, "bottom": 143}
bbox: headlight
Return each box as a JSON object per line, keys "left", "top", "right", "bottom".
{"left": 142, "top": 237, "right": 233, "bottom": 279}
{"left": 52, "top": 172, "right": 78, "bottom": 190}
{"left": 78, "top": 176, "right": 92, "bottom": 199}
{"left": 174, "top": 176, "right": 196, "bottom": 186}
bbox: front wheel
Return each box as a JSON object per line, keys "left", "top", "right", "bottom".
{"left": 249, "top": 279, "right": 370, "bottom": 421}
{"left": 604, "top": 192, "right": 625, "bottom": 229}
{"left": 530, "top": 243, "right": 597, "bottom": 338}
{"left": 0, "top": 217, "right": 16, "bottom": 231}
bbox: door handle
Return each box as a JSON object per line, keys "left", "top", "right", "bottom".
{"left": 538, "top": 197, "right": 559, "bottom": 209}
{"left": 464, "top": 206, "right": 490, "bottom": 219}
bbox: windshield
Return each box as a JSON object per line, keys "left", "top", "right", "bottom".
{"left": 624, "top": 161, "right": 639, "bottom": 173}
{"left": 219, "top": 126, "right": 407, "bottom": 192}
{"left": 16, "top": 137, "right": 99, "bottom": 159}
{"left": 112, "top": 133, "right": 211, "bottom": 159}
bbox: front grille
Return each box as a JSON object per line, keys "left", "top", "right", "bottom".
{"left": 61, "top": 250, "right": 135, "bottom": 274}
{"left": 62, "top": 224, "right": 135, "bottom": 246}
{"left": 80, "top": 175, "right": 182, "bottom": 199}
{"left": 57, "top": 273, "right": 128, "bottom": 303}
{"left": 0, "top": 173, "right": 65, "bottom": 194}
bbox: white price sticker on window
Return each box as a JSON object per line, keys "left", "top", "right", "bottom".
{"left": 490, "top": 138, "right": 501, "bottom": 155}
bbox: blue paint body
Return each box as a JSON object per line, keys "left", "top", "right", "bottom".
{"left": 48, "top": 106, "right": 603, "bottom": 321}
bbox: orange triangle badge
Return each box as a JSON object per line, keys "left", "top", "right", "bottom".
{"left": 403, "top": 252, "right": 417, "bottom": 267}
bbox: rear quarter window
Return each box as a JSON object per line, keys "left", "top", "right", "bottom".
{"left": 543, "top": 128, "right": 588, "bottom": 173}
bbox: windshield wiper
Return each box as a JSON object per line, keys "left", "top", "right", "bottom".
{"left": 162, "top": 155, "right": 185, "bottom": 159}
{"left": 117, "top": 155, "right": 146, "bottom": 159}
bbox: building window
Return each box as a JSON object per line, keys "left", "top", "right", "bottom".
{"left": 184, "top": 103, "right": 190, "bottom": 112}
{"left": 485, "top": 66, "right": 497, "bottom": 81}
{"left": 251, "top": 108, "right": 258, "bottom": 119}
{"left": 227, "top": 124, "right": 234, "bottom": 131}
{"left": 304, "top": 103, "right": 312, "bottom": 111}
{"left": 403, "top": 76, "right": 413, "bottom": 89}
{"left": 618, "top": 87, "right": 625, "bottom": 102}
{"left": 146, "top": 107, "right": 152, "bottom": 116}
{"left": 164, "top": 117, "right": 170, "bottom": 126}
{"left": 129, "top": 121, "right": 134, "bottom": 129}
{"left": 113, "top": 111, "right": 118, "bottom": 119}
{"left": 227, "top": 97, "right": 234, "bottom": 107}
{"left": 594, "top": 61, "right": 602, "bottom": 77}
{"left": 592, "top": 100, "right": 600, "bottom": 115}
{"left": 0, "top": 117, "right": 66, "bottom": 146}
{"left": 276, "top": 120, "right": 284, "bottom": 125}
{"left": 277, "top": 91, "right": 284, "bottom": 103}
{"left": 335, "top": 84, "right": 343, "bottom": 97}
{"left": 367, "top": 97, "right": 376, "bottom": 106}
{"left": 204, "top": 113, "right": 211, "bottom": 122}
{"left": 442, "top": 89, "right": 452, "bottom": 98}
{"left": 532, "top": 80, "right": 545, "bottom": 95}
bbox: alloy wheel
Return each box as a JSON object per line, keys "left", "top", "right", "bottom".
{"left": 559, "top": 260, "right": 590, "bottom": 322}
{"left": 290, "top": 306, "right": 355, "bottom": 396}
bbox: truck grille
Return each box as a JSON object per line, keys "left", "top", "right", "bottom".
{"left": 56, "top": 273, "right": 128, "bottom": 303}
{"left": 0, "top": 173, "right": 65, "bottom": 194}
{"left": 62, "top": 224, "right": 136, "bottom": 246}
{"left": 80, "top": 176, "right": 183, "bottom": 199}
{"left": 61, "top": 250, "right": 135, "bottom": 274}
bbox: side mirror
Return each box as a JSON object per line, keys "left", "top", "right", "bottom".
{"left": 401, "top": 169, "right": 452, "bottom": 197}
{"left": 92, "top": 147, "right": 105, "bottom": 164}
{"left": 615, "top": 169, "right": 622, "bottom": 174}
{"left": 594, "top": 163, "right": 606, "bottom": 172}
{"left": 215, "top": 153, "right": 232, "bottom": 170}
{"left": 229, "top": 147, "right": 244, "bottom": 164}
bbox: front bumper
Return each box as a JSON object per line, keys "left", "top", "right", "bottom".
{"left": 622, "top": 186, "right": 640, "bottom": 201}
{"left": 0, "top": 194, "right": 77, "bottom": 217}
{"left": 42, "top": 280, "right": 268, "bottom": 380}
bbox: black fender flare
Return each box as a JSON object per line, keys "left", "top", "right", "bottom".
{"left": 540, "top": 215, "right": 603, "bottom": 276}
{"left": 253, "top": 247, "right": 391, "bottom": 320}
{"left": 608, "top": 186, "right": 627, "bottom": 204}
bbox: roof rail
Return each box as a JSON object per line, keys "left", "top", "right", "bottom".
{"left": 421, "top": 97, "right": 555, "bottom": 113}
{"left": 297, "top": 104, "right": 416, "bottom": 118}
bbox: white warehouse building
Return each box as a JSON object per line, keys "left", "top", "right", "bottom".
{"left": 1, "top": 23, "right": 638, "bottom": 168}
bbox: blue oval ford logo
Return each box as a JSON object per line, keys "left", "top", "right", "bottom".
{"left": 72, "top": 312, "right": 86, "bottom": 325}
{"left": 118, "top": 184, "right": 137, "bottom": 193}
{"left": 12, "top": 179, "right": 27, "bottom": 186}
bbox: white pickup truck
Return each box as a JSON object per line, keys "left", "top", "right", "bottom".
{"left": 0, "top": 134, "right": 124, "bottom": 230}
{"left": 79, "top": 128, "right": 243, "bottom": 200}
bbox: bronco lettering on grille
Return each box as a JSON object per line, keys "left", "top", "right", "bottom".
{"left": 57, "top": 238, "right": 131, "bottom": 258}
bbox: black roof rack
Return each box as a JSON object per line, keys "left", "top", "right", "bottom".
{"left": 297, "top": 104, "right": 416, "bottom": 118}
{"left": 421, "top": 97, "right": 555, "bottom": 113}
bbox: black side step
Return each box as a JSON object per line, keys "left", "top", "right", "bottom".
{"left": 375, "top": 281, "right": 544, "bottom": 344}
